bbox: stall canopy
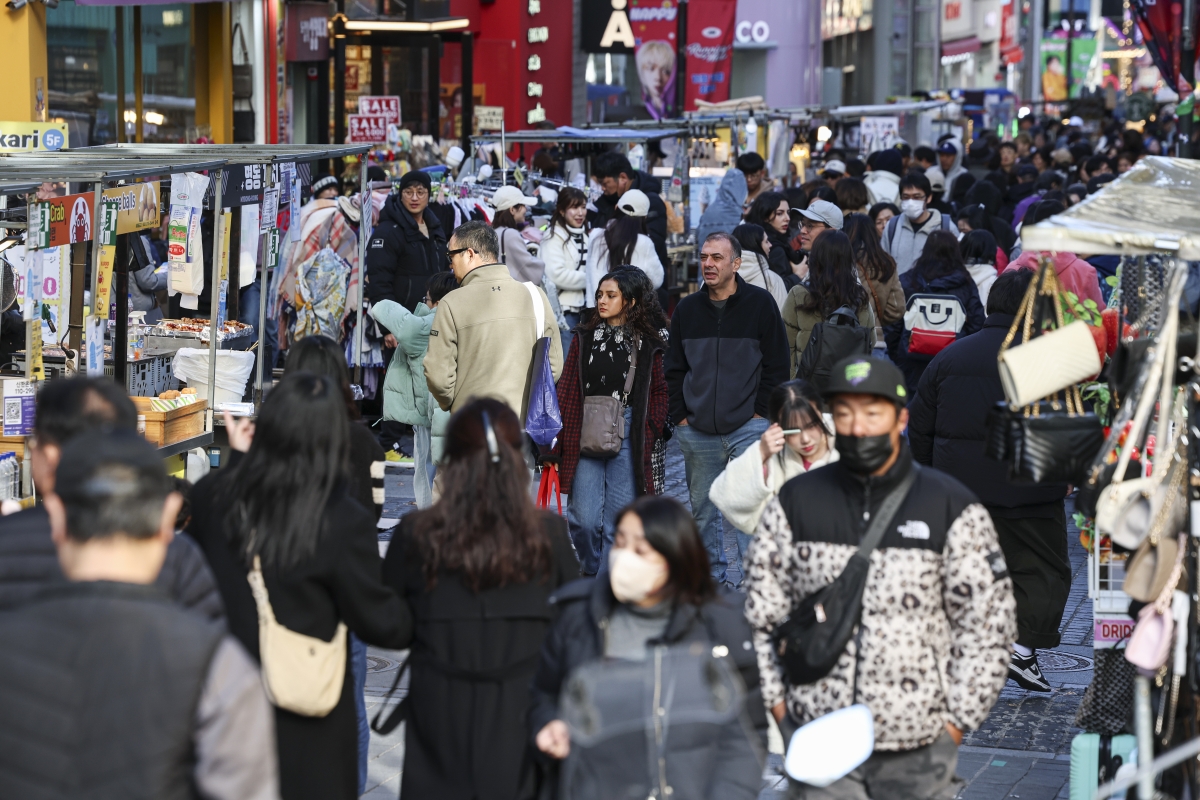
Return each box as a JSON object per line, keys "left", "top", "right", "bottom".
{"left": 1022, "top": 157, "right": 1200, "bottom": 259}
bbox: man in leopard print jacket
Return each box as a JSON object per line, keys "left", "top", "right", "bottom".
{"left": 745, "top": 356, "right": 1016, "bottom": 798}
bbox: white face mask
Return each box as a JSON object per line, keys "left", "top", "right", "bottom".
{"left": 609, "top": 547, "right": 668, "bottom": 604}
{"left": 900, "top": 199, "right": 926, "bottom": 220}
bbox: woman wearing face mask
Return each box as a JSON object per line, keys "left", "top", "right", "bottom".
{"left": 710, "top": 380, "right": 838, "bottom": 535}
{"left": 554, "top": 269, "right": 670, "bottom": 576}
{"left": 530, "top": 496, "right": 765, "bottom": 800}
{"left": 541, "top": 187, "right": 590, "bottom": 353}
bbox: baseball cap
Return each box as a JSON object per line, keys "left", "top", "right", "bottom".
{"left": 937, "top": 141, "right": 957, "bottom": 156}
{"left": 490, "top": 184, "right": 539, "bottom": 212}
{"left": 616, "top": 189, "right": 651, "bottom": 218}
{"left": 822, "top": 159, "right": 847, "bottom": 176}
{"left": 793, "top": 199, "right": 844, "bottom": 230}
{"left": 822, "top": 355, "right": 908, "bottom": 403}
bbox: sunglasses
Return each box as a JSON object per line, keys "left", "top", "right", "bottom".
{"left": 447, "top": 246, "right": 471, "bottom": 264}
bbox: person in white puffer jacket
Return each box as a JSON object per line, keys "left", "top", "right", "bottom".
{"left": 586, "top": 189, "right": 664, "bottom": 307}
{"left": 541, "top": 187, "right": 591, "bottom": 353}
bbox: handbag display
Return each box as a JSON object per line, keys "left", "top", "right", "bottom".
{"left": 578, "top": 335, "right": 638, "bottom": 459}
{"left": 1123, "top": 458, "right": 1187, "bottom": 602}
{"left": 771, "top": 466, "right": 918, "bottom": 686}
{"left": 1074, "top": 648, "right": 1137, "bottom": 735}
{"left": 232, "top": 24, "right": 254, "bottom": 100}
{"left": 1125, "top": 534, "right": 1185, "bottom": 672}
{"left": 247, "top": 555, "right": 348, "bottom": 717}
{"left": 999, "top": 320, "right": 1102, "bottom": 408}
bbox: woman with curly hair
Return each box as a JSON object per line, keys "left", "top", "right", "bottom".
{"left": 554, "top": 268, "right": 670, "bottom": 575}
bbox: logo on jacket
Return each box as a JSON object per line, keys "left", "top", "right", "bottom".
{"left": 898, "top": 520, "right": 930, "bottom": 540}
{"left": 845, "top": 361, "right": 871, "bottom": 384}
{"left": 371, "top": 238, "right": 384, "bottom": 248}
{"left": 986, "top": 550, "right": 1009, "bottom": 580}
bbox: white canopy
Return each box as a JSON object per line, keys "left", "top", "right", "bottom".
{"left": 1022, "top": 156, "right": 1200, "bottom": 259}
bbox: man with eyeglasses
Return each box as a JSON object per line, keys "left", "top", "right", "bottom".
{"left": 881, "top": 173, "right": 957, "bottom": 276}
{"left": 789, "top": 199, "right": 843, "bottom": 282}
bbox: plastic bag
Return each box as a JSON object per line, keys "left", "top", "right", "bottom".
{"left": 522, "top": 282, "right": 562, "bottom": 448}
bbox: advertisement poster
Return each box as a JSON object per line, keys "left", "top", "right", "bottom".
{"left": 0, "top": 122, "right": 67, "bottom": 153}
{"left": 40, "top": 183, "right": 160, "bottom": 247}
{"left": 1040, "top": 38, "right": 1097, "bottom": 100}
{"left": 630, "top": 0, "right": 679, "bottom": 120}
{"left": 859, "top": 116, "right": 900, "bottom": 157}
{"left": 685, "top": 0, "right": 736, "bottom": 110}
{"left": 348, "top": 114, "right": 389, "bottom": 144}
{"left": 3, "top": 379, "right": 36, "bottom": 436}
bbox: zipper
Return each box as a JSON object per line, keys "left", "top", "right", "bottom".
{"left": 713, "top": 308, "right": 721, "bottom": 433}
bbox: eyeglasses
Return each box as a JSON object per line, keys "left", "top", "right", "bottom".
{"left": 446, "top": 246, "right": 470, "bottom": 264}
{"left": 800, "top": 220, "right": 827, "bottom": 232}
{"left": 401, "top": 187, "right": 429, "bottom": 200}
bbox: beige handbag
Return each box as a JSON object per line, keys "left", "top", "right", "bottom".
{"left": 998, "top": 319, "right": 1101, "bottom": 408}
{"left": 247, "top": 555, "right": 348, "bottom": 717}
{"left": 1123, "top": 454, "right": 1188, "bottom": 602}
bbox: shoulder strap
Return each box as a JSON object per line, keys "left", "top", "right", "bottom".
{"left": 498, "top": 227, "right": 506, "bottom": 264}
{"left": 370, "top": 656, "right": 411, "bottom": 734}
{"left": 523, "top": 281, "right": 544, "bottom": 340}
{"left": 621, "top": 335, "right": 640, "bottom": 402}
{"left": 856, "top": 465, "right": 919, "bottom": 559}
{"left": 884, "top": 216, "right": 899, "bottom": 250}
{"left": 940, "top": 213, "right": 956, "bottom": 233}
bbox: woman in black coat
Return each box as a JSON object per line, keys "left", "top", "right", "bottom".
{"left": 381, "top": 398, "right": 580, "bottom": 800}
{"left": 188, "top": 372, "right": 412, "bottom": 800}
{"left": 529, "top": 496, "right": 765, "bottom": 800}
{"left": 746, "top": 191, "right": 803, "bottom": 288}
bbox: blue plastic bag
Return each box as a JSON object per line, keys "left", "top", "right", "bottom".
{"left": 526, "top": 334, "right": 563, "bottom": 448}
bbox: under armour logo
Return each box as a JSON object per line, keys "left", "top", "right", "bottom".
{"left": 492, "top": 286, "right": 501, "bottom": 291}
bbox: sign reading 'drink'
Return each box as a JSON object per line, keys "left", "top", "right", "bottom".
{"left": 357, "top": 96, "right": 401, "bottom": 125}
{"left": 348, "top": 114, "right": 389, "bottom": 143}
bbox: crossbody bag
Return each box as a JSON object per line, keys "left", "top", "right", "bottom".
{"left": 579, "top": 335, "right": 639, "bottom": 459}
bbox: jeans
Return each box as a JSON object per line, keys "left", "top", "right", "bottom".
{"left": 567, "top": 406, "right": 636, "bottom": 575}
{"left": 413, "top": 424, "right": 434, "bottom": 510}
{"left": 674, "top": 416, "right": 770, "bottom": 584}
{"left": 561, "top": 311, "right": 581, "bottom": 357}
{"left": 350, "top": 634, "right": 369, "bottom": 796}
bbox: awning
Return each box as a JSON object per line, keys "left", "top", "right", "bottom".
{"left": 942, "top": 36, "right": 982, "bottom": 58}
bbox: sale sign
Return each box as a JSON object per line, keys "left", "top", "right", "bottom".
{"left": 684, "top": 0, "right": 736, "bottom": 110}
{"left": 348, "top": 114, "right": 389, "bottom": 144}
{"left": 357, "top": 96, "right": 401, "bottom": 125}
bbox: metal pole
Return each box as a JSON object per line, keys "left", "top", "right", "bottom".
{"left": 460, "top": 32, "right": 474, "bottom": 155}
{"left": 501, "top": 119, "right": 506, "bottom": 186}
{"left": 133, "top": 7, "right": 144, "bottom": 143}
{"left": 1134, "top": 675, "right": 1154, "bottom": 799}
{"left": 68, "top": 242, "right": 85, "bottom": 360}
{"left": 1028, "top": 0, "right": 1044, "bottom": 108}
{"left": 206, "top": 170, "right": 224, "bottom": 430}
{"left": 354, "top": 155, "right": 368, "bottom": 385}
{"left": 113, "top": 233, "right": 129, "bottom": 389}
{"left": 115, "top": 8, "right": 126, "bottom": 144}
{"left": 335, "top": 39, "right": 347, "bottom": 147}
{"left": 254, "top": 164, "right": 273, "bottom": 404}
{"left": 1066, "top": 0, "right": 1075, "bottom": 107}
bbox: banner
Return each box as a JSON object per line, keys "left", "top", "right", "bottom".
{"left": 859, "top": 117, "right": 901, "bottom": 157}
{"left": 631, "top": 0, "right": 679, "bottom": 120}
{"left": 41, "top": 183, "right": 160, "bottom": 248}
{"left": 0, "top": 122, "right": 67, "bottom": 153}
{"left": 1039, "top": 38, "right": 1097, "bottom": 100}
{"left": 684, "top": 0, "right": 736, "bottom": 110}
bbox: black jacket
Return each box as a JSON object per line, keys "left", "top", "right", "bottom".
{"left": 887, "top": 268, "right": 986, "bottom": 395}
{"left": 529, "top": 577, "right": 765, "bottom": 800}
{"left": 1000, "top": 181, "right": 1036, "bottom": 225}
{"left": 907, "top": 312, "right": 1067, "bottom": 510}
{"left": 665, "top": 275, "right": 790, "bottom": 434}
{"left": 766, "top": 228, "right": 803, "bottom": 290}
{"left": 592, "top": 170, "right": 670, "bottom": 275}
{"left": 365, "top": 195, "right": 450, "bottom": 319}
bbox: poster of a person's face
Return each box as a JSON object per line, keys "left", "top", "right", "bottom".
{"left": 1042, "top": 55, "right": 1068, "bottom": 101}
{"left": 637, "top": 40, "right": 677, "bottom": 120}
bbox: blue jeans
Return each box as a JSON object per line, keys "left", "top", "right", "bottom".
{"left": 413, "top": 424, "right": 433, "bottom": 509}
{"left": 561, "top": 311, "right": 581, "bottom": 357}
{"left": 674, "top": 416, "right": 770, "bottom": 584}
{"left": 567, "top": 406, "right": 636, "bottom": 575}
{"left": 350, "top": 634, "right": 368, "bottom": 796}
{"left": 239, "top": 281, "right": 278, "bottom": 384}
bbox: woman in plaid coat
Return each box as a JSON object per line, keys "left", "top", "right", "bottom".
{"left": 555, "top": 268, "right": 670, "bottom": 575}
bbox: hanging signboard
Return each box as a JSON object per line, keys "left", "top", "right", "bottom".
{"left": 357, "top": 96, "right": 401, "bottom": 125}
{"left": 347, "top": 114, "right": 389, "bottom": 144}
{"left": 684, "top": 0, "right": 736, "bottom": 110}
{"left": 38, "top": 184, "right": 158, "bottom": 248}
{"left": 859, "top": 116, "right": 900, "bottom": 157}
{"left": 0, "top": 122, "right": 67, "bottom": 153}
{"left": 221, "top": 164, "right": 268, "bottom": 207}
{"left": 475, "top": 105, "right": 505, "bottom": 132}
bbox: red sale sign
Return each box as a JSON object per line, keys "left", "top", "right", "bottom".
{"left": 347, "top": 114, "right": 389, "bottom": 143}
{"left": 357, "top": 96, "right": 401, "bottom": 125}
{"left": 684, "top": 0, "right": 736, "bottom": 110}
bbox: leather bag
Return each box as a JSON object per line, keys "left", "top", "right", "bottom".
{"left": 999, "top": 320, "right": 1101, "bottom": 407}
{"left": 578, "top": 335, "right": 638, "bottom": 459}
{"left": 247, "top": 555, "right": 348, "bottom": 717}
{"left": 771, "top": 466, "right": 918, "bottom": 686}
{"left": 1125, "top": 536, "right": 1186, "bottom": 672}
{"left": 232, "top": 24, "right": 254, "bottom": 100}
{"left": 1123, "top": 456, "right": 1188, "bottom": 602}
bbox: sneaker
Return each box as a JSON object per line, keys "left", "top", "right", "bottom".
{"left": 1008, "top": 651, "right": 1051, "bottom": 692}
{"left": 384, "top": 450, "right": 412, "bottom": 464}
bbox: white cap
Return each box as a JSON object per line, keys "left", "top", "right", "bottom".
{"left": 822, "top": 159, "right": 847, "bottom": 175}
{"left": 616, "top": 188, "right": 651, "bottom": 218}
{"left": 490, "top": 184, "right": 539, "bottom": 212}
{"left": 1068, "top": 115, "right": 1085, "bottom": 127}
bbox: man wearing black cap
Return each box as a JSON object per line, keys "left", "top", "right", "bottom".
{"left": 311, "top": 173, "right": 341, "bottom": 201}
{"left": 745, "top": 355, "right": 1015, "bottom": 799}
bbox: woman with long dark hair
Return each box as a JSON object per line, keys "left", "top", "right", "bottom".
{"left": 585, "top": 190, "right": 663, "bottom": 304}
{"left": 542, "top": 186, "right": 590, "bottom": 352}
{"left": 530, "top": 496, "right": 764, "bottom": 800}
{"left": 780, "top": 230, "right": 876, "bottom": 374}
{"left": 844, "top": 212, "right": 905, "bottom": 331}
{"left": 745, "top": 190, "right": 801, "bottom": 285}
{"left": 555, "top": 268, "right": 669, "bottom": 575}
{"left": 959, "top": 228, "right": 1000, "bottom": 305}
{"left": 187, "top": 372, "right": 411, "bottom": 800}
{"left": 732, "top": 222, "right": 788, "bottom": 307}
{"left": 381, "top": 399, "right": 579, "bottom": 800}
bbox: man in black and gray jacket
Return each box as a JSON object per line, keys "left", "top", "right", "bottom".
{"left": 745, "top": 355, "right": 1015, "bottom": 799}
{"left": 665, "top": 232, "right": 789, "bottom": 586}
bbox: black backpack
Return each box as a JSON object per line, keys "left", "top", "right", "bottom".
{"left": 797, "top": 305, "right": 872, "bottom": 390}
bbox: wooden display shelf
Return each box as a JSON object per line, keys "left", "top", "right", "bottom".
{"left": 131, "top": 397, "right": 208, "bottom": 448}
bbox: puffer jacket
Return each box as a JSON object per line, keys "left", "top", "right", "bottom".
{"left": 1004, "top": 250, "right": 1105, "bottom": 311}
{"left": 744, "top": 446, "right": 1016, "bottom": 752}
{"left": 365, "top": 194, "right": 449, "bottom": 318}
{"left": 541, "top": 223, "right": 589, "bottom": 311}
{"left": 371, "top": 300, "right": 445, "bottom": 431}
{"left": 863, "top": 170, "right": 901, "bottom": 207}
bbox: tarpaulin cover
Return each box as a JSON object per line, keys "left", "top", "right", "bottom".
{"left": 1022, "top": 156, "right": 1200, "bottom": 259}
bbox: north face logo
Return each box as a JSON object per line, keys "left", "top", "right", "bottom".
{"left": 898, "top": 520, "right": 930, "bottom": 540}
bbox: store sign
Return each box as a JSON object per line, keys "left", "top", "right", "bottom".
{"left": 940, "top": 0, "right": 974, "bottom": 42}
{"left": 0, "top": 122, "right": 67, "bottom": 153}
{"left": 735, "top": 20, "right": 771, "bottom": 43}
{"left": 1094, "top": 616, "right": 1135, "bottom": 648}
{"left": 358, "top": 96, "right": 401, "bottom": 125}
{"left": 222, "top": 164, "right": 268, "bottom": 207}
{"left": 476, "top": 105, "right": 505, "bottom": 131}
{"left": 582, "top": 0, "right": 633, "bottom": 52}
{"left": 999, "top": 0, "right": 1019, "bottom": 53}
{"left": 822, "top": 0, "right": 873, "bottom": 40}
{"left": 347, "top": 114, "right": 389, "bottom": 143}
{"left": 684, "top": 0, "right": 736, "bottom": 109}
{"left": 285, "top": 3, "right": 329, "bottom": 62}
{"left": 37, "top": 184, "right": 159, "bottom": 248}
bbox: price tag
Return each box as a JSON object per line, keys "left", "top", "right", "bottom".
{"left": 27, "top": 322, "right": 43, "bottom": 382}
{"left": 260, "top": 188, "right": 279, "bottom": 232}
{"left": 85, "top": 315, "right": 105, "bottom": 376}
{"left": 265, "top": 229, "right": 281, "bottom": 269}
{"left": 99, "top": 199, "right": 119, "bottom": 247}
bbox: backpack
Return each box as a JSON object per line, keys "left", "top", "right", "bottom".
{"left": 883, "top": 212, "right": 956, "bottom": 253}
{"left": 903, "top": 292, "right": 966, "bottom": 356}
{"left": 797, "top": 305, "right": 872, "bottom": 390}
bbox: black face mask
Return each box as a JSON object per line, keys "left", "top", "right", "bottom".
{"left": 836, "top": 433, "right": 895, "bottom": 475}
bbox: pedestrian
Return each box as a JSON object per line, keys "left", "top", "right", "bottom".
{"left": 737, "top": 150, "right": 770, "bottom": 208}
{"left": 821, "top": 158, "right": 846, "bottom": 187}
{"left": 425, "top": 220, "right": 564, "bottom": 416}
{"left": 530, "top": 496, "right": 764, "bottom": 800}
{"left": 281, "top": 335, "right": 385, "bottom": 519}
{"left": 745, "top": 354, "right": 1017, "bottom": 800}
{"left": 925, "top": 139, "right": 967, "bottom": 204}
{"left": 1004, "top": 164, "right": 1039, "bottom": 224}
{"left": 541, "top": 186, "right": 591, "bottom": 354}
{"left": 1004, "top": 200, "right": 1105, "bottom": 310}
{"left": 187, "top": 372, "right": 413, "bottom": 800}
{"left": 881, "top": 173, "right": 957, "bottom": 276}
{"left": 732, "top": 222, "right": 789, "bottom": 307}
{"left": 791, "top": 198, "right": 845, "bottom": 283}
{"left": 782, "top": 230, "right": 877, "bottom": 376}
{"left": 382, "top": 398, "right": 579, "bottom": 800}
{"left": 490, "top": 184, "right": 547, "bottom": 284}
{"left": 868, "top": 201, "right": 899, "bottom": 238}
{"left": 746, "top": 190, "right": 805, "bottom": 287}
{"left": 961, "top": 180, "right": 1019, "bottom": 257}
{"left": 590, "top": 152, "right": 670, "bottom": 270}
{"left": 844, "top": 212, "right": 905, "bottom": 328}
{"left": 585, "top": 189, "right": 664, "bottom": 304}
{"left": 913, "top": 146, "right": 937, "bottom": 171}
{"left": 890, "top": 230, "right": 985, "bottom": 394}
{"left": 863, "top": 149, "right": 904, "bottom": 207}
{"left": 0, "top": 377, "right": 223, "bottom": 621}
{"left": 554, "top": 269, "right": 669, "bottom": 576}
{"left": 710, "top": 379, "right": 838, "bottom": 535}
{"left": 665, "top": 232, "right": 790, "bottom": 586}
{"left": 834, "top": 176, "right": 869, "bottom": 215}
{"left": 365, "top": 170, "right": 449, "bottom": 316}
{"left": 696, "top": 167, "right": 748, "bottom": 253}
{"left": 959, "top": 229, "right": 1000, "bottom": 306}
{"left": 907, "top": 269, "right": 1069, "bottom": 691}
{"left": 0, "top": 431, "right": 279, "bottom": 800}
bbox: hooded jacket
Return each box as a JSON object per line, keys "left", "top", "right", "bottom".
{"left": 882, "top": 208, "right": 955, "bottom": 276}
{"left": 925, "top": 140, "right": 967, "bottom": 203}
{"left": 889, "top": 267, "right": 986, "bottom": 394}
{"left": 1004, "top": 250, "right": 1106, "bottom": 310}
{"left": 365, "top": 195, "right": 449, "bottom": 321}
{"left": 696, "top": 168, "right": 748, "bottom": 247}
{"left": 370, "top": 300, "right": 449, "bottom": 444}
{"left": 744, "top": 447, "right": 1017, "bottom": 752}
{"left": 863, "top": 155, "right": 902, "bottom": 207}
{"left": 739, "top": 252, "right": 789, "bottom": 308}
{"left": 592, "top": 170, "right": 670, "bottom": 272}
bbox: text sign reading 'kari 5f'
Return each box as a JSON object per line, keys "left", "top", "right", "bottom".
{"left": 0, "top": 122, "right": 67, "bottom": 153}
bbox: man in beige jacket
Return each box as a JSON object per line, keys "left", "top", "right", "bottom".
{"left": 425, "top": 220, "right": 564, "bottom": 417}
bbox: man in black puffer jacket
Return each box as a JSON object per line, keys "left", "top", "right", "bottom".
{"left": 365, "top": 170, "right": 450, "bottom": 323}
{"left": 908, "top": 268, "right": 1069, "bottom": 693}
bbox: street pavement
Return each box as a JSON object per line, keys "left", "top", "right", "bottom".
{"left": 366, "top": 437, "right": 1091, "bottom": 799}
